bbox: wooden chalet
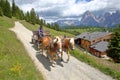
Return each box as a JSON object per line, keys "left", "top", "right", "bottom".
{"left": 75, "top": 32, "right": 113, "bottom": 57}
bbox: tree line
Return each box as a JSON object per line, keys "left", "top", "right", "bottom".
{"left": 0, "top": 0, "right": 45, "bottom": 25}
{"left": 0, "top": 0, "right": 60, "bottom": 31}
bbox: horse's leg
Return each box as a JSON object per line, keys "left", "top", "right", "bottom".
{"left": 66, "top": 49, "right": 70, "bottom": 62}
{"left": 56, "top": 53, "right": 59, "bottom": 60}
{"left": 54, "top": 52, "right": 58, "bottom": 61}
{"left": 41, "top": 46, "right": 43, "bottom": 55}
{"left": 50, "top": 53, "right": 55, "bottom": 67}
{"left": 37, "top": 42, "right": 40, "bottom": 51}
{"left": 60, "top": 51, "right": 63, "bottom": 61}
{"left": 46, "top": 49, "right": 49, "bottom": 59}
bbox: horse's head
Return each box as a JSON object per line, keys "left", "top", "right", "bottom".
{"left": 33, "top": 34, "right": 38, "bottom": 40}
{"left": 53, "top": 36, "right": 62, "bottom": 52}
{"left": 69, "top": 38, "right": 75, "bottom": 50}
{"left": 53, "top": 36, "right": 58, "bottom": 43}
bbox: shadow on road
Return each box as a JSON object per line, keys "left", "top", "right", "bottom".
{"left": 55, "top": 56, "right": 64, "bottom": 67}
{"left": 36, "top": 52, "right": 64, "bottom": 71}
{"left": 36, "top": 53, "right": 52, "bottom": 71}
{"left": 31, "top": 43, "right": 39, "bottom": 51}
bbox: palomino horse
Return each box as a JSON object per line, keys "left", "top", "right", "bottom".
{"left": 38, "top": 36, "right": 59, "bottom": 66}
{"left": 53, "top": 36, "right": 75, "bottom": 62}
{"left": 61, "top": 37, "right": 75, "bottom": 62}
{"left": 40, "top": 36, "right": 51, "bottom": 55}
{"left": 53, "top": 36, "right": 62, "bottom": 53}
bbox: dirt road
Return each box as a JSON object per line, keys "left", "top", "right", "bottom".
{"left": 10, "top": 22, "right": 113, "bottom": 80}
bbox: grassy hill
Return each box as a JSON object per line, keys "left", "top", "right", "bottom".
{"left": 65, "top": 27, "right": 104, "bottom": 35}
{"left": 0, "top": 16, "right": 44, "bottom": 80}
{"left": 20, "top": 20, "right": 120, "bottom": 80}
{"left": 20, "top": 20, "right": 74, "bottom": 37}
{"left": 0, "top": 16, "right": 120, "bottom": 80}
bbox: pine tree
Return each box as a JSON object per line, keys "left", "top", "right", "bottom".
{"left": 19, "top": 10, "right": 24, "bottom": 20}
{"left": 46, "top": 23, "right": 51, "bottom": 28}
{"left": 15, "top": 6, "right": 24, "bottom": 19}
{"left": 25, "top": 11, "right": 30, "bottom": 22}
{"left": 15, "top": 6, "right": 20, "bottom": 19}
{"left": 36, "top": 14, "right": 40, "bottom": 24}
{"left": 53, "top": 22, "right": 60, "bottom": 31}
{"left": 0, "top": 0, "right": 5, "bottom": 11}
{"left": 43, "top": 20, "right": 46, "bottom": 25}
{"left": 0, "top": 7, "right": 3, "bottom": 16}
{"left": 24, "top": 8, "right": 45, "bottom": 25}
{"left": 40, "top": 19, "right": 43, "bottom": 25}
{"left": 4, "top": 0, "right": 12, "bottom": 18}
{"left": 0, "top": 0, "right": 5, "bottom": 16}
{"left": 30, "top": 8, "right": 36, "bottom": 25}
{"left": 12, "top": 0, "right": 16, "bottom": 16}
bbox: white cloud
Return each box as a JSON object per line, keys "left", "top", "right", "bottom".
{"left": 107, "top": 0, "right": 120, "bottom": 10}
{"left": 20, "top": 4, "right": 34, "bottom": 12}
{"left": 63, "top": 0, "right": 108, "bottom": 16}
{"left": 9, "top": 0, "right": 120, "bottom": 18}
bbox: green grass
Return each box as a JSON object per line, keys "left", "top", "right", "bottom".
{"left": 66, "top": 28, "right": 89, "bottom": 33}
{"left": 67, "top": 27, "right": 103, "bottom": 32}
{"left": 65, "top": 27, "right": 104, "bottom": 35}
{"left": 20, "top": 20, "right": 74, "bottom": 37}
{"left": 70, "top": 48, "right": 120, "bottom": 80}
{"left": 0, "top": 16, "right": 44, "bottom": 80}
{"left": 20, "top": 20, "right": 120, "bottom": 80}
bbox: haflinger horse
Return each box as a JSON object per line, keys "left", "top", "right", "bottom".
{"left": 37, "top": 35, "right": 59, "bottom": 66}
{"left": 53, "top": 36, "right": 75, "bottom": 62}
{"left": 61, "top": 37, "right": 75, "bottom": 62}
{"left": 53, "top": 36, "right": 62, "bottom": 53}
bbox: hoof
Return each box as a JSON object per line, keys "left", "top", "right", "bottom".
{"left": 46, "top": 56, "right": 49, "bottom": 59}
{"left": 41, "top": 54, "right": 44, "bottom": 56}
{"left": 52, "top": 64, "right": 55, "bottom": 67}
{"left": 37, "top": 48, "right": 40, "bottom": 51}
{"left": 37, "top": 49, "right": 39, "bottom": 51}
{"left": 61, "top": 58, "right": 63, "bottom": 61}
{"left": 67, "top": 59, "right": 69, "bottom": 62}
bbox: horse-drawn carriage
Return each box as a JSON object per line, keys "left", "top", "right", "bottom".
{"left": 31, "top": 30, "right": 39, "bottom": 44}
{"left": 31, "top": 30, "right": 51, "bottom": 44}
{"left": 31, "top": 30, "right": 75, "bottom": 66}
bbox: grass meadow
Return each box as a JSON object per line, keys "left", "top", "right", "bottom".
{"left": 21, "top": 20, "right": 120, "bottom": 80}
{"left": 0, "top": 16, "right": 44, "bottom": 80}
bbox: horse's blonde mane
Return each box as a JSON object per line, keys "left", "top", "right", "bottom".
{"left": 54, "top": 36, "right": 61, "bottom": 43}
{"left": 70, "top": 38, "right": 74, "bottom": 44}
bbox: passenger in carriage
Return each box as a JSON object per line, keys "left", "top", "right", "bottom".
{"left": 38, "top": 25, "right": 44, "bottom": 38}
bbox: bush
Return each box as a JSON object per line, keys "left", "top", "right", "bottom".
{"left": 107, "top": 32, "right": 120, "bottom": 62}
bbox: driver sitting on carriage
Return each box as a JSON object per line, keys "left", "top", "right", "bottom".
{"left": 38, "top": 25, "right": 44, "bottom": 38}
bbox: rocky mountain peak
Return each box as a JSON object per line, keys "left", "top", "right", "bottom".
{"left": 104, "top": 12, "right": 111, "bottom": 18}
{"left": 81, "top": 11, "right": 97, "bottom": 20}
{"left": 56, "top": 10, "right": 120, "bottom": 28}
{"left": 80, "top": 11, "right": 100, "bottom": 26}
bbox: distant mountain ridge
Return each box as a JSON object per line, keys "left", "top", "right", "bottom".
{"left": 80, "top": 11, "right": 99, "bottom": 26}
{"left": 56, "top": 10, "right": 120, "bottom": 28}
{"left": 56, "top": 20, "right": 80, "bottom": 28}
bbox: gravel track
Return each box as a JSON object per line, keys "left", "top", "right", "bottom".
{"left": 10, "top": 22, "right": 113, "bottom": 80}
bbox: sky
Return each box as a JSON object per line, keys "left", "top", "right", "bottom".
{"left": 9, "top": 0, "right": 120, "bottom": 23}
